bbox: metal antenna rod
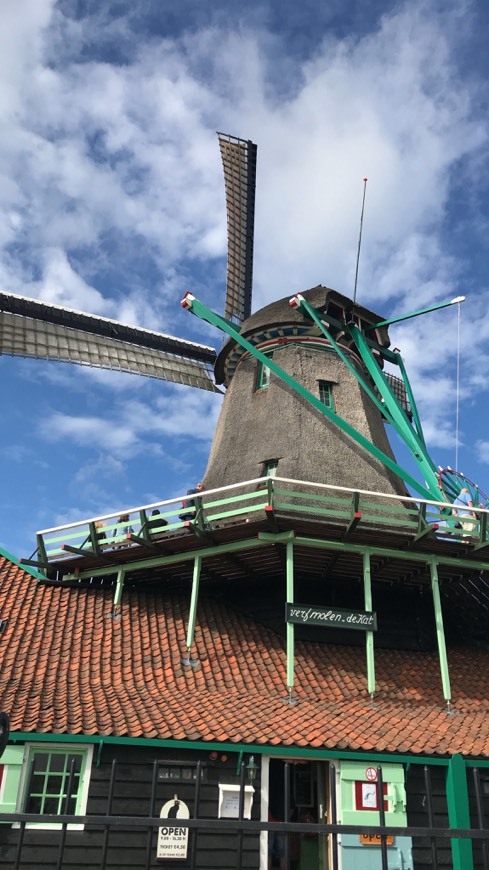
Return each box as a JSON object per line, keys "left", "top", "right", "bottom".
{"left": 353, "top": 178, "right": 368, "bottom": 306}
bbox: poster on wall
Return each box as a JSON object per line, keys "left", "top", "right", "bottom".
{"left": 157, "top": 795, "right": 190, "bottom": 860}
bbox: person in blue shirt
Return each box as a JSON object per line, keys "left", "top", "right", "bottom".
{"left": 453, "top": 488, "right": 475, "bottom": 537}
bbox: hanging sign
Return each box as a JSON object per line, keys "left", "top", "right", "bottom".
{"left": 285, "top": 603, "right": 377, "bottom": 631}
{"left": 157, "top": 795, "right": 190, "bottom": 860}
{"left": 360, "top": 834, "right": 394, "bottom": 846}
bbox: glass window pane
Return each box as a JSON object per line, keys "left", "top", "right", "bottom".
{"left": 32, "top": 753, "right": 48, "bottom": 772}
{"left": 43, "top": 797, "right": 59, "bottom": 815}
{"left": 67, "top": 754, "right": 82, "bottom": 774}
{"left": 46, "top": 775, "right": 63, "bottom": 794}
{"left": 49, "top": 754, "right": 66, "bottom": 773}
{"left": 26, "top": 795, "right": 42, "bottom": 814}
{"left": 319, "top": 381, "right": 334, "bottom": 410}
{"left": 29, "top": 773, "right": 45, "bottom": 794}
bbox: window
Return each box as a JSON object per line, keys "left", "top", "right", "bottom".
{"left": 318, "top": 381, "right": 335, "bottom": 410}
{"left": 19, "top": 745, "right": 93, "bottom": 829}
{"left": 256, "top": 354, "right": 273, "bottom": 390}
{"left": 264, "top": 460, "right": 278, "bottom": 478}
{"left": 158, "top": 762, "right": 208, "bottom": 783}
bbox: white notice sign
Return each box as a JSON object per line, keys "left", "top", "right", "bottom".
{"left": 157, "top": 795, "right": 190, "bottom": 860}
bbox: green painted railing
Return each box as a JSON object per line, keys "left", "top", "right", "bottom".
{"left": 30, "top": 477, "right": 489, "bottom": 566}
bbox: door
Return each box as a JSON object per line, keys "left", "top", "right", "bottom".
{"left": 266, "top": 758, "right": 330, "bottom": 870}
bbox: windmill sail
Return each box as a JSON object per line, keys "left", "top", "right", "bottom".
{"left": 0, "top": 292, "right": 220, "bottom": 391}
{"left": 218, "top": 133, "right": 257, "bottom": 324}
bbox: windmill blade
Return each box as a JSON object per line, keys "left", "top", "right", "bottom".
{"left": 218, "top": 132, "right": 257, "bottom": 324}
{"left": 0, "top": 292, "right": 221, "bottom": 392}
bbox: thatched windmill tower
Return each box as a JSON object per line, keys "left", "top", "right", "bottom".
{"left": 203, "top": 285, "right": 408, "bottom": 497}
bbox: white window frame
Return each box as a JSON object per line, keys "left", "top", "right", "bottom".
{"left": 256, "top": 354, "right": 272, "bottom": 391}
{"left": 15, "top": 743, "right": 93, "bottom": 830}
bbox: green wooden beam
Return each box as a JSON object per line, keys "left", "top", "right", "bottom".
{"left": 182, "top": 294, "right": 436, "bottom": 501}
{"left": 61, "top": 543, "right": 96, "bottom": 557}
{"left": 138, "top": 510, "right": 151, "bottom": 542}
{"left": 286, "top": 540, "right": 295, "bottom": 691}
{"left": 367, "top": 297, "right": 465, "bottom": 331}
{"left": 290, "top": 534, "right": 489, "bottom": 571}
{"left": 36, "top": 533, "right": 48, "bottom": 566}
{"left": 446, "top": 753, "right": 474, "bottom": 870}
{"left": 293, "top": 295, "right": 397, "bottom": 429}
{"left": 363, "top": 550, "right": 375, "bottom": 696}
{"left": 349, "top": 324, "right": 442, "bottom": 501}
{"left": 19, "top": 557, "right": 50, "bottom": 572}
{"left": 64, "top": 535, "right": 269, "bottom": 581}
{"left": 60, "top": 524, "right": 489, "bottom": 584}
{"left": 128, "top": 533, "right": 160, "bottom": 550}
{"left": 430, "top": 559, "right": 451, "bottom": 703}
{"left": 10, "top": 729, "right": 482, "bottom": 767}
{"left": 394, "top": 351, "right": 427, "bottom": 448}
{"left": 186, "top": 556, "right": 202, "bottom": 650}
{"left": 113, "top": 568, "right": 125, "bottom": 609}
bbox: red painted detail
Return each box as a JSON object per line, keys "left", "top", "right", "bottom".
{"left": 289, "top": 297, "right": 299, "bottom": 307}
{"left": 354, "top": 512, "right": 362, "bottom": 519}
{"left": 265, "top": 506, "right": 274, "bottom": 513}
{"left": 432, "top": 524, "right": 439, "bottom": 530}
{"left": 181, "top": 292, "right": 193, "bottom": 309}
{"left": 354, "top": 780, "right": 388, "bottom": 812}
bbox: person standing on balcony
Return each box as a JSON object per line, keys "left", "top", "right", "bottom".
{"left": 179, "top": 483, "right": 205, "bottom": 521}
{"left": 453, "top": 488, "right": 475, "bottom": 538}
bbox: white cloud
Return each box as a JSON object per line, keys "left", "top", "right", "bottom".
{"left": 39, "top": 386, "right": 222, "bottom": 455}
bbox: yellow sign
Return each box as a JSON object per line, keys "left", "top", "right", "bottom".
{"left": 359, "top": 834, "right": 394, "bottom": 846}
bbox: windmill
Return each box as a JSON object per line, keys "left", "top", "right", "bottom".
{"left": 0, "top": 133, "right": 472, "bottom": 508}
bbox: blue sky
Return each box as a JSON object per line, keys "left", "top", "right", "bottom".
{"left": 0, "top": 0, "right": 488, "bottom": 558}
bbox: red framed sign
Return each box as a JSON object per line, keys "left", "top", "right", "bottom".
{"left": 354, "top": 781, "right": 388, "bottom": 812}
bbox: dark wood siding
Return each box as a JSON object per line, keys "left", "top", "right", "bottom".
{"left": 0, "top": 745, "right": 260, "bottom": 869}
{"left": 406, "top": 763, "right": 489, "bottom": 870}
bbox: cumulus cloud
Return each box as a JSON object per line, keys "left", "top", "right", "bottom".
{"left": 39, "top": 386, "right": 222, "bottom": 455}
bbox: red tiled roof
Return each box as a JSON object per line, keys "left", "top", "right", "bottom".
{"left": 1, "top": 553, "right": 489, "bottom": 757}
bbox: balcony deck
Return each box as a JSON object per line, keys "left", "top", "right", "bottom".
{"left": 23, "top": 477, "right": 489, "bottom": 591}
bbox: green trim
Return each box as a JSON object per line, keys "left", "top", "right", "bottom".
{"left": 430, "top": 559, "right": 452, "bottom": 702}
{"left": 10, "top": 732, "right": 489, "bottom": 767}
{"left": 290, "top": 534, "right": 489, "bottom": 571}
{"left": 395, "top": 352, "right": 426, "bottom": 448}
{"left": 186, "top": 556, "right": 202, "bottom": 650}
{"left": 349, "top": 324, "right": 441, "bottom": 501}
{"left": 113, "top": 568, "right": 125, "bottom": 609}
{"left": 65, "top": 535, "right": 268, "bottom": 581}
{"left": 64, "top": 526, "right": 489, "bottom": 584}
{"left": 446, "top": 753, "right": 474, "bottom": 870}
{"left": 297, "top": 296, "right": 397, "bottom": 428}
{"left": 286, "top": 540, "right": 295, "bottom": 690}
{"left": 185, "top": 296, "right": 435, "bottom": 500}
{"left": 363, "top": 550, "right": 375, "bottom": 696}
{"left": 0, "top": 546, "right": 46, "bottom": 581}
{"left": 368, "top": 298, "right": 463, "bottom": 331}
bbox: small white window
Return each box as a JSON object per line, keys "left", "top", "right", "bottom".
{"left": 18, "top": 744, "right": 93, "bottom": 829}
{"left": 256, "top": 354, "right": 273, "bottom": 390}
